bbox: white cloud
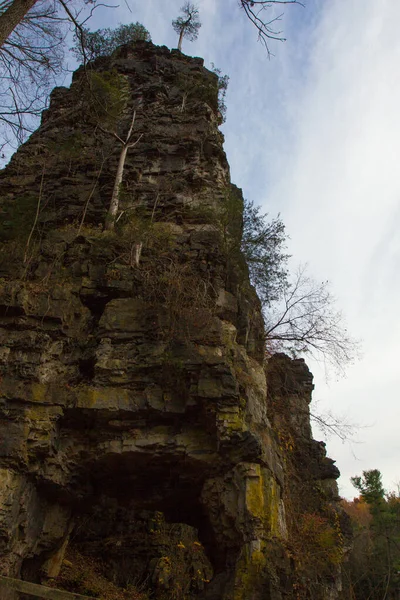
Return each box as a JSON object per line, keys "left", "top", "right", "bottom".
{"left": 264, "top": 0, "right": 400, "bottom": 497}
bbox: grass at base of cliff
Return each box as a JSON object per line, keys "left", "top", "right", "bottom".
{"left": 49, "top": 547, "right": 149, "bottom": 600}
{"left": 51, "top": 522, "right": 213, "bottom": 600}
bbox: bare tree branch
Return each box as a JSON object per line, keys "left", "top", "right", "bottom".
{"left": 240, "top": 0, "right": 304, "bottom": 57}
{"left": 264, "top": 265, "right": 361, "bottom": 375}
{"left": 0, "top": 0, "right": 108, "bottom": 152}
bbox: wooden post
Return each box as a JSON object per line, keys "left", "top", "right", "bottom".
{"left": 0, "top": 575, "right": 96, "bottom": 600}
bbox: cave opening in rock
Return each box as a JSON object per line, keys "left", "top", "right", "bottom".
{"left": 33, "top": 451, "right": 225, "bottom": 598}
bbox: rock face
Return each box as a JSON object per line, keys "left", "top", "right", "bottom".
{"left": 0, "top": 42, "right": 345, "bottom": 599}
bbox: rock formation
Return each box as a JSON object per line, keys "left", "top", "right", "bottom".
{"left": 0, "top": 41, "right": 346, "bottom": 599}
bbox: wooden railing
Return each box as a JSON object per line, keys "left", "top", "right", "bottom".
{"left": 0, "top": 576, "right": 96, "bottom": 600}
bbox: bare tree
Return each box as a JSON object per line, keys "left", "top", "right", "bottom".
{"left": 172, "top": 2, "right": 201, "bottom": 52}
{"left": 234, "top": 200, "right": 359, "bottom": 376}
{"left": 240, "top": 0, "right": 304, "bottom": 57}
{"left": 264, "top": 265, "right": 360, "bottom": 374}
{"left": 84, "top": 68, "right": 144, "bottom": 232}
{"left": 310, "top": 406, "right": 359, "bottom": 443}
{"left": 0, "top": 0, "right": 38, "bottom": 47}
{"left": 0, "top": 0, "right": 65, "bottom": 150}
{"left": 0, "top": 0, "right": 101, "bottom": 152}
{"left": 103, "top": 110, "right": 143, "bottom": 232}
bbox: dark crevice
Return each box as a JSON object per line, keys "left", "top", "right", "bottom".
{"left": 79, "top": 293, "right": 109, "bottom": 323}
{"left": 78, "top": 357, "right": 96, "bottom": 381}
{"left": 0, "top": 304, "right": 25, "bottom": 317}
{"left": 20, "top": 554, "right": 46, "bottom": 585}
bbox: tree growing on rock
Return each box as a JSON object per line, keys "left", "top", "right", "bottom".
{"left": 240, "top": 201, "right": 359, "bottom": 375}
{"left": 104, "top": 109, "right": 143, "bottom": 232}
{"left": 72, "top": 22, "right": 151, "bottom": 63}
{"left": 0, "top": 0, "right": 301, "bottom": 153}
{"left": 264, "top": 265, "right": 359, "bottom": 375}
{"left": 210, "top": 63, "right": 229, "bottom": 124}
{"left": 84, "top": 69, "right": 143, "bottom": 232}
{"left": 172, "top": 2, "right": 201, "bottom": 52}
{"left": 242, "top": 199, "right": 289, "bottom": 306}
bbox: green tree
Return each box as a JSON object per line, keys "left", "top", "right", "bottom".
{"left": 210, "top": 63, "right": 229, "bottom": 124}
{"left": 347, "top": 471, "right": 400, "bottom": 600}
{"left": 242, "top": 199, "right": 289, "bottom": 306}
{"left": 351, "top": 470, "right": 386, "bottom": 507}
{"left": 172, "top": 2, "right": 201, "bottom": 52}
{"left": 72, "top": 22, "right": 151, "bottom": 63}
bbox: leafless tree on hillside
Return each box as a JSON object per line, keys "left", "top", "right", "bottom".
{"left": 265, "top": 265, "right": 360, "bottom": 375}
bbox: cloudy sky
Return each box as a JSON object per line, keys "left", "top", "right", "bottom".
{"left": 79, "top": 0, "right": 400, "bottom": 498}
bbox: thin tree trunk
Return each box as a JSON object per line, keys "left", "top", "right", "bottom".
{"left": 134, "top": 241, "right": 142, "bottom": 266}
{"left": 77, "top": 157, "right": 105, "bottom": 236}
{"left": 178, "top": 29, "right": 184, "bottom": 51}
{"left": 24, "top": 162, "right": 45, "bottom": 264}
{"left": 105, "top": 144, "right": 128, "bottom": 231}
{"left": 103, "top": 110, "right": 142, "bottom": 231}
{"left": 0, "top": 0, "right": 37, "bottom": 47}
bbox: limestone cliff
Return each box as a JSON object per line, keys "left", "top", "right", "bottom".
{"left": 0, "top": 42, "right": 346, "bottom": 600}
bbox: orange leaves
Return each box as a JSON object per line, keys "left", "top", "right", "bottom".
{"left": 341, "top": 498, "right": 373, "bottom": 529}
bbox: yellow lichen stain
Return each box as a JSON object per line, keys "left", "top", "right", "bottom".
{"left": 265, "top": 472, "right": 283, "bottom": 537}
{"left": 266, "top": 475, "right": 281, "bottom": 537}
{"left": 245, "top": 467, "right": 283, "bottom": 538}
{"left": 25, "top": 404, "right": 48, "bottom": 421}
{"left": 29, "top": 382, "right": 70, "bottom": 407}
{"left": 0, "top": 468, "right": 21, "bottom": 493}
{"left": 233, "top": 543, "right": 268, "bottom": 600}
{"left": 76, "top": 386, "right": 131, "bottom": 410}
{"left": 245, "top": 466, "right": 264, "bottom": 519}
{"left": 217, "top": 408, "right": 244, "bottom": 433}
{"left": 31, "top": 382, "right": 48, "bottom": 403}
{"left": 163, "top": 391, "right": 172, "bottom": 405}
{"left": 220, "top": 319, "right": 237, "bottom": 339}
{"left": 76, "top": 387, "right": 106, "bottom": 409}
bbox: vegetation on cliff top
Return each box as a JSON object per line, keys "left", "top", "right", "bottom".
{"left": 0, "top": 0, "right": 301, "bottom": 150}
{"left": 72, "top": 22, "right": 151, "bottom": 63}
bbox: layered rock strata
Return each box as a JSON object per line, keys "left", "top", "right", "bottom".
{"left": 0, "top": 42, "right": 344, "bottom": 599}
